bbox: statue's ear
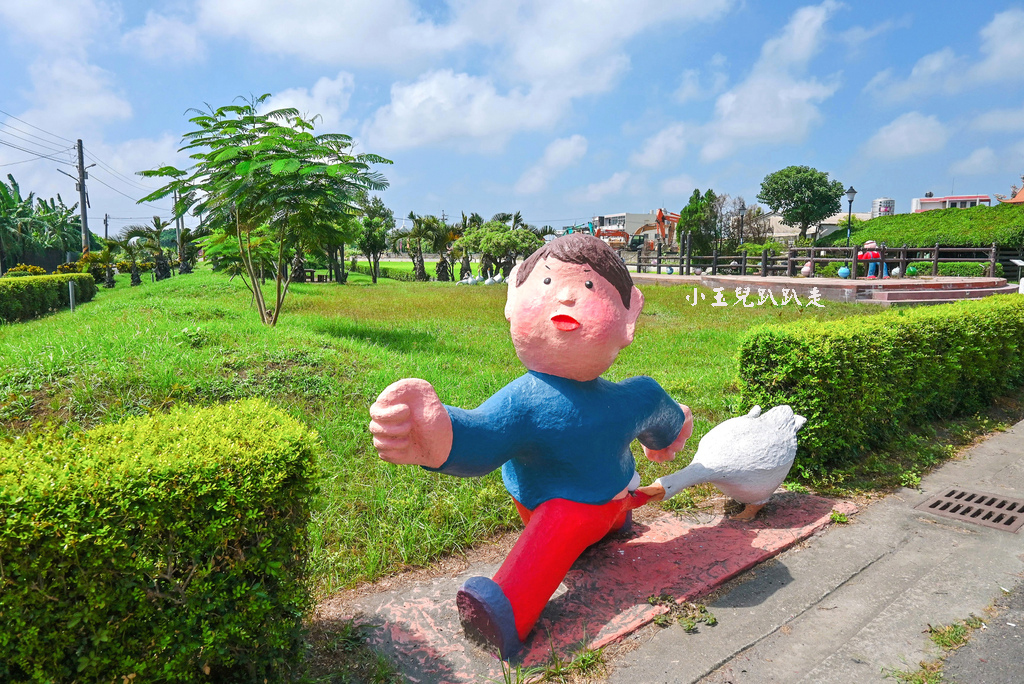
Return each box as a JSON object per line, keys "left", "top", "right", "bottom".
{"left": 504, "top": 265, "right": 520, "bottom": 321}
{"left": 623, "top": 286, "right": 644, "bottom": 344}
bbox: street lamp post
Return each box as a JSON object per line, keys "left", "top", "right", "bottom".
{"left": 737, "top": 199, "right": 746, "bottom": 246}
{"left": 844, "top": 186, "right": 857, "bottom": 268}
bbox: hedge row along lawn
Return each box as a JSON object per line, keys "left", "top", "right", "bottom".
{"left": 0, "top": 273, "right": 97, "bottom": 322}
{"left": 3, "top": 266, "right": 1020, "bottom": 597}
{"left": 0, "top": 400, "right": 318, "bottom": 682}
{"left": 820, "top": 202, "right": 1024, "bottom": 248}
{"left": 739, "top": 294, "right": 1024, "bottom": 491}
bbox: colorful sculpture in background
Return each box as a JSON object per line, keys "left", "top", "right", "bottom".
{"left": 858, "top": 239, "right": 889, "bottom": 278}
{"left": 369, "top": 234, "right": 804, "bottom": 659}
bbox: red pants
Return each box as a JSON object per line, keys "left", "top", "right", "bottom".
{"left": 493, "top": 492, "right": 652, "bottom": 641}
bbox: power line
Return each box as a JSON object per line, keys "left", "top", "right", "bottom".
{"left": 0, "top": 123, "right": 75, "bottom": 154}
{"left": 0, "top": 155, "right": 55, "bottom": 168}
{"left": 83, "top": 147, "right": 160, "bottom": 193}
{"left": 0, "top": 139, "right": 76, "bottom": 166}
{"left": 0, "top": 108, "right": 75, "bottom": 145}
{"left": 88, "top": 170, "right": 171, "bottom": 212}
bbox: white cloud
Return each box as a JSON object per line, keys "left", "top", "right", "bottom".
{"left": 863, "top": 112, "right": 950, "bottom": 159}
{"left": 363, "top": 70, "right": 565, "bottom": 152}
{"left": 0, "top": 0, "right": 120, "bottom": 56}
{"left": 866, "top": 9, "right": 1024, "bottom": 101}
{"left": 630, "top": 124, "right": 687, "bottom": 168}
{"left": 575, "top": 171, "right": 630, "bottom": 203}
{"left": 660, "top": 173, "right": 698, "bottom": 197}
{"left": 700, "top": 1, "right": 840, "bottom": 162}
{"left": 971, "top": 103, "right": 1024, "bottom": 132}
{"left": 199, "top": 0, "right": 734, "bottom": 151}
{"left": 674, "top": 55, "right": 728, "bottom": 103}
{"left": 264, "top": 72, "right": 356, "bottom": 130}
{"left": 20, "top": 58, "right": 132, "bottom": 136}
{"left": 122, "top": 12, "right": 205, "bottom": 63}
{"left": 949, "top": 147, "right": 998, "bottom": 176}
{"left": 840, "top": 16, "right": 910, "bottom": 51}
{"left": 196, "top": 0, "right": 466, "bottom": 67}
{"left": 515, "top": 135, "right": 588, "bottom": 194}
{"left": 970, "top": 8, "right": 1024, "bottom": 81}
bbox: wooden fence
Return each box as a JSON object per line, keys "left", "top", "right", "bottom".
{"left": 631, "top": 237, "right": 1001, "bottom": 279}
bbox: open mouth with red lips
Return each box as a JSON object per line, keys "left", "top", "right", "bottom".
{"left": 551, "top": 314, "right": 580, "bottom": 331}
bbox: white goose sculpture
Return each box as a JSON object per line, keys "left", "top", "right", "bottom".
{"left": 641, "top": 405, "right": 807, "bottom": 520}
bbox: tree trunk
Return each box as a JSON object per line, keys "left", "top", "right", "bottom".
{"left": 153, "top": 253, "right": 171, "bottom": 281}
{"left": 104, "top": 264, "right": 115, "bottom": 288}
{"left": 371, "top": 255, "right": 379, "bottom": 284}
{"left": 459, "top": 254, "right": 472, "bottom": 280}
{"left": 480, "top": 254, "right": 493, "bottom": 279}
{"left": 436, "top": 257, "right": 450, "bottom": 282}
{"left": 291, "top": 252, "right": 306, "bottom": 283}
{"left": 413, "top": 239, "right": 428, "bottom": 281}
{"left": 130, "top": 263, "right": 141, "bottom": 286}
{"left": 339, "top": 243, "right": 347, "bottom": 283}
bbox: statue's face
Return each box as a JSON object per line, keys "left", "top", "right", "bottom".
{"left": 504, "top": 258, "right": 643, "bottom": 382}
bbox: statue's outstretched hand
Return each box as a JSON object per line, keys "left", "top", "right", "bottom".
{"left": 369, "top": 378, "right": 453, "bottom": 468}
{"left": 643, "top": 404, "right": 693, "bottom": 463}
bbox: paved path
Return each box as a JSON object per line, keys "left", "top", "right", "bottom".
{"left": 608, "top": 419, "right": 1024, "bottom": 683}
{"left": 318, "top": 495, "right": 854, "bottom": 683}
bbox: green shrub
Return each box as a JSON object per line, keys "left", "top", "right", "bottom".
{"left": 350, "top": 263, "right": 419, "bottom": 282}
{"left": 815, "top": 261, "right": 867, "bottom": 278}
{"left": 738, "top": 295, "right": 1024, "bottom": 469}
{"left": 55, "top": 261, "right": 80, "bottom": 274}
{"left": 3, "top": 263, "right": 48, "bottom": 277}
{"left": 0, "top": 273, "right": 97, "bottom": 322}
{"left": 0, "top": 400, "right": 320, "bottom": 682}
{"left": 907, "top": 261, "right": 1004, "bottom": 278}
{"left": 818, "top": 202, "right": 1024, "bottom": 248}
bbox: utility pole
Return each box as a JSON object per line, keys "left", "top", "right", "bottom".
{"left": 104, "top": 213, "right": 108, "bottom": 241}
{"left": 76, "top": 140, "right": 90, "bottom": 253}
{"left": 173, "top": 189, "right": 181, "bottom": 256}
{"left": 58, "top": 139, "right": 94, "bottom": 254}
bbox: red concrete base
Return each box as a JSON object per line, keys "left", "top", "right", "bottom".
{"left": 337, "top": 493, "right": 857, "bottom": 683}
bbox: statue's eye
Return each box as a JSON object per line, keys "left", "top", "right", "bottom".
{"left": 585, "top": 281, "right": 594, "bottom": 289}
{"left": 543, "top": 277, "right": 551, "bottom": 285}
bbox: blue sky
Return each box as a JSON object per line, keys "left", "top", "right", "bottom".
{"left": 2, "top": 0, "right": 1023, "bottom": 234}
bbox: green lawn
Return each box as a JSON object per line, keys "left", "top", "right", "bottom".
{"left": 1, "top": 266, "right": 870, "bottom": 595}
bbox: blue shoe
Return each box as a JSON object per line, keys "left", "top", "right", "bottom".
{"left": 456, "top": 576, "right": 523, "bottom": 659}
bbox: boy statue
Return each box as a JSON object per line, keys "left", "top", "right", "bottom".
{"left": 369, "top": 234, "right": 692, "bottom": 658}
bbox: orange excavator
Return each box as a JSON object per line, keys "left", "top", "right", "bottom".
{"left": 594, "top": 227, "right": 630, "bottom": 249}
{"left": 629, "top": 209, "right": 678, "bottom": 251}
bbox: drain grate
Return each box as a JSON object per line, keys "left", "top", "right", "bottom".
{"left": 915, "top": 488, "right": 1024, "bottom": 533}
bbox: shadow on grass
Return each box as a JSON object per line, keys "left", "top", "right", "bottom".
{"left": 314, "top": 319, "right": 444, "bottom": 354}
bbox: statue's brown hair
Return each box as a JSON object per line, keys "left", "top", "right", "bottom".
{"left": 515, "top": 234, "right": 634, "bottom": 309}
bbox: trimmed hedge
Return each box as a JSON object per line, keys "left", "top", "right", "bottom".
{"left": 813, "top": 261, "right": 1004, "bottom": 278}
{"left": 350, "top": 263, "right": 420, "bottom": 282}
{"left": 0, "top": 400, "right": 320, "bottom": 682}
{"left": 907, "top": 261, "right": 1004, "bottom": 278}
{"left": 0, "top": 273, "right": 97, "bottom": 322}
{"left": 819, "top": 202, "right": 1024, "bottom": 248}
{"left": 738, "top": 295, "right": 1024, "bottom": 468}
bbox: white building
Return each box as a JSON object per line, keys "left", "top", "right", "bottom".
{"left": 871, "top": 198, "right": 895, "bottom": 218}
{"left": 911, "top": 194, "right": 991, "bottom": 212}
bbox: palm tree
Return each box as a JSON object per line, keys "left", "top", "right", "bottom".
{"left": 405, "top": 211, "right": 429, "bottom": 281}
{"left": 176, "top": 224, "right": 211, "bottom": 274}
{"left": 452, "top": 212, "right": 474, "bottom": 280}
{"left": 115, "top": 237, "right": 147, "bottom": 286}
{"left": 0, "top": 174, "right": 45, "bottom": 274}
{"left": 123, "top": 216, "right": 173, "bottom": 281}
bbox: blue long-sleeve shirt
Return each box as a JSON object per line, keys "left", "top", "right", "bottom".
{"left": 428, "top": 371, "right": 685, "bottom": 510}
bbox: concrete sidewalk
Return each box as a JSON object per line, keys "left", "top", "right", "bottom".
{"left": 608, "top": 419, "right": 1024, "bottom": 683}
